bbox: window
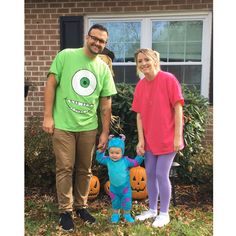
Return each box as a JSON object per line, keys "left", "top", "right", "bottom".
{"left": 152, "top": 20, "right": 203, "bottom": 91}
{"left": 87, "top": 12, "right": 212, "bottom": 98}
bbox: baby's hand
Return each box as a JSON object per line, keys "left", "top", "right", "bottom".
{"left": 97, "top": 147, "right": 104, "bottom": 153}
{"left": 97, "top": 142, "right": 107, "bottom": 153}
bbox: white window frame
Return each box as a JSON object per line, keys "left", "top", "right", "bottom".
{"left": 85, "top": 12, "right": 212, "bottom": 98}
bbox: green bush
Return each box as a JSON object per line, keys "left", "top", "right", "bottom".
{"left": 187, "top": 144, "right": 213, "bottom": 184}
{"left": 25, "top": 117, "right": 55, "bottom": 188}
{"left": 176, "top": 84, "right": 209, "bottom": 182}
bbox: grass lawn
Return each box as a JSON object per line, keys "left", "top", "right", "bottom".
{"left": 25, "top": 184, "right": 213, "bottom": 236}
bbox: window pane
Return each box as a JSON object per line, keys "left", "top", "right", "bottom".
{"left": 186, "top": 21, "right": 203, "bottom": 41}
{"left": 186, "top": 42, "right": 202, "bottom": 61}
{"left": 125, "top": 43, "right": 140, "bottom": 62}
{"left": 90, "top": 21, "right": 141, "bottom": 62}
{"left": 108, "top": 43, "right": 124, "bottom": 62}
{"left": 113, "top": 65, "right": 139, "bottom": 84}
{"left": 152, "top": 42, "right": 168, "bottom": 62}
{"left": 169, "top": 21, "right": 185, "bottom": 42}
{"left": 108, "top": 22, "right": 124, "bottom": 42}
{"left": 161, "top": 65, "right": 184, "bottom": 84}
{"left": 161, "top": 65, "right": 201, "bottom": 91}
{"left": 185, "top": 65, "right": 202, "bottom": 87}
{"left": 152, "top": 21, "right": 169, "bottom": 42}
{"left": 169, "top": 42, "right": 185, "bottom": 62}
{"left": 124, "top": 22, "right": 141, "bottom": 42}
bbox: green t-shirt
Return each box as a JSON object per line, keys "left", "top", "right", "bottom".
{"left": 48, "top": 48, "right": 117, "bottom": 132}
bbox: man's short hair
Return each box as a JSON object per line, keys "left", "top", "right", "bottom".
{"left": 88, "top": 24, "right": 108, "bottom": 35}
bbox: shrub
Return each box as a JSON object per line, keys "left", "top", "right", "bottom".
{"left": 187, "top": 144, "right": 213, "bottom": 184}
{"left": 25, "top": 117, "right": 55, "bottom": 188}
{"left": 176, "top": 85, "right": 210, "bottom": 182}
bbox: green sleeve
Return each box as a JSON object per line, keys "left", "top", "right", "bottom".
{"left": 47, "top": 50, "right": 65, "bottom": 83}
{"left": 100, "top": 66, "right": 117, "bottom": 97}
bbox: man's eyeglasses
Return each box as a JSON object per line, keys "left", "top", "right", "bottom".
{"left": 88, "top": 34, "right": 107, "bottom": 45}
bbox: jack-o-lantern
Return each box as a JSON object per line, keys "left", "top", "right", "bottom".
{"left": 88, "top": 175, "right": 100, "bottom": 200}
{"left": 130, "top": 166, "right": 148, "bottom": 199}
{"left": 104, "top": 180, "right": 110, "bottom": 195}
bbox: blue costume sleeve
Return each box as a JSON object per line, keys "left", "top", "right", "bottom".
{"left": 96, "top": 150, "right": 109, "bottom": 166}
{"left": 135, "top": 155, "right": 145, "bottom": 165}
{"left": 124, "top": 155, "right": 144, "bottom": 168}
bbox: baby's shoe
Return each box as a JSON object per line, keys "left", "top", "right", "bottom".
{"left": 152, "top": 213, "right": 170, "bottom": 228}
{"left": 135, "top": 209, "right": 157, "bottom": 221}
{"left": 123, "top": 213, "right": 135, "bottom": 223}
{"left": 111, "top": 213, "right": 120, "bottom": 223}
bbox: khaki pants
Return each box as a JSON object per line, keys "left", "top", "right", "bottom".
{"left": 52, "top": 128, "right": 97, "bottom": 213}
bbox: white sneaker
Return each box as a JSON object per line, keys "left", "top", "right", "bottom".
{"left": 152, "top": 214, "right": 170, "bottom": 228}
{"left": 135, "top": 209, "right": 157, "bottom": 221}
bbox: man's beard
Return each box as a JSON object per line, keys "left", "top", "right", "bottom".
{"left": 88, "top": 44, "right": 103, "bottom": 55}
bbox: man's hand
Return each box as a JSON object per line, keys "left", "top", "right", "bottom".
{"left": 43, "top": 74, "right": 57, "bottom": 134}
{"left": 42, "top": 117, "right": 54, "bottom": 134}
{"left": 97, "top": 132, "right": 108, "bottom": 152}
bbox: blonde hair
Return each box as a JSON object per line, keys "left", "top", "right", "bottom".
{"left": 98, "top": 54, "right": 115, "bottom": 76}
{"left": 134, "top": 48, "right": 161, "bottom": 71}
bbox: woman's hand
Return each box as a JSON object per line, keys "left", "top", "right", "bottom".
{"left": 174, "top": 102, "right": 183, "bottom": 152}
{"left": 136, "top": 141, "right": 145, "bottom": 156}
{"left": 174, "top": 135, "right": 182, "bottom": 152}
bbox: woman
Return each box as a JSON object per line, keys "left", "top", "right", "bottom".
{"left": 132, "top": 48, "right": 184, "bottom": 228}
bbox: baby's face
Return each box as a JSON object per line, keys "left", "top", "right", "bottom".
{"left": 109, "top": 147, "right": 122, "bottom": 161}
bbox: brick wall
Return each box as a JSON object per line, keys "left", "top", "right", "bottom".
{"left": 203, "top": 106, "right": 213, "bottom": 145}
{"left": 24, "top": 0, "right": 213, "bottom": 142}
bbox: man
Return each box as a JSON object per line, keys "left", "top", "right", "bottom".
{"left": 42, "top": 24, "right": 117, "bottom": 232}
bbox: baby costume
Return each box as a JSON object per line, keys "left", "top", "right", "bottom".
{"left": 96, "top": 135, "right": 144, "bottom": 223}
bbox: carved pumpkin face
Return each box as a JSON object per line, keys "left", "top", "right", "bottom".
{"left": 104, "top": 180, "right": 110, "bottom": 195}
{"left": 88, "top": 175, "right": 100, "bottom": 200}
{"left": 130, "top": 166, "right": 148, "bottom": 199}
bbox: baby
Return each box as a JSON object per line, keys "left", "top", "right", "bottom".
{"left": 96, "top": 134, "right": 144, "bottom": 223}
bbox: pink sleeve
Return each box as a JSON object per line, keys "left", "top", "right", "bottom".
{"left": 168, "top": 75, "right": 184, "bottom": 107}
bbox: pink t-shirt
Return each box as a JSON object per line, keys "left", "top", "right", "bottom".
{"left": 132, "top": 70, "right": 184, "bottom": 155}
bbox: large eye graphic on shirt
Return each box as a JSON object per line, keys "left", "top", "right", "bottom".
{"left": 72, "top": 69, "right": 97, "bottom": 96}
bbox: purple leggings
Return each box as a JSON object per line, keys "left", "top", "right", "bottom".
{"left": 144, "top": 151, "right": 176, "bottom": 213}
